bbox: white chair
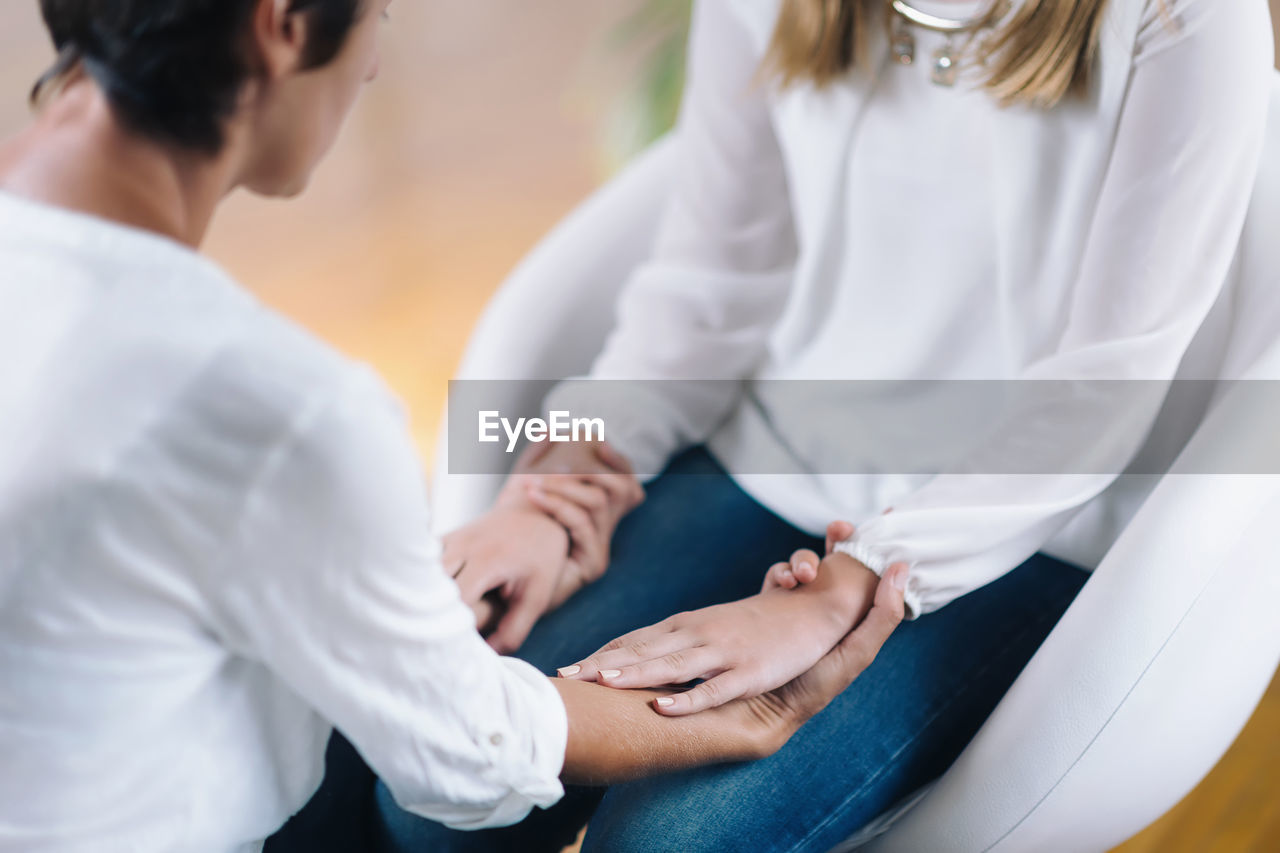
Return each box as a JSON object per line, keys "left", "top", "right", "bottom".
{"left": 432, "top": 78, "right": 1280, "bottom": 852}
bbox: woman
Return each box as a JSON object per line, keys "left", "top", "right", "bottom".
{"left": 0, "top": 1, "right": 908, "bottom": 850}
{"left": 382, "top": 0, "right": 1274, "bottom": 850}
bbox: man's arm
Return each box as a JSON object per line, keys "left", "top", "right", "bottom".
{"left": 553, "top": 679, "right": 766, "bottom": 786}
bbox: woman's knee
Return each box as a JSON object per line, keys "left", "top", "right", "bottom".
{"left": 580, "top": 769, "right": 790, "bottom": 853}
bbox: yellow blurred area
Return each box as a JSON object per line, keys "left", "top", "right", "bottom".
{"left": 1, "top": 3, "right": 1276, "bottom": 851}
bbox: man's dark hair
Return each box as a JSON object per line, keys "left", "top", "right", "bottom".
{"left": 33, "top": 0, "right": 364, "bottom": 154}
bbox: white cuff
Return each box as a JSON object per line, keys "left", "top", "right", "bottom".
{"left": 832, "top": 538, "right": 924, "bottom": 620}
{"left": 413, "top": 657, "right": 567, "bottom": 831}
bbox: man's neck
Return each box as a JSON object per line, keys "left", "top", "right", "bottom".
{"left": 0, "top": 76, "right": 240, "bottom": 248}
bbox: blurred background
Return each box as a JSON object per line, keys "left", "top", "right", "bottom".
{"left": 1, "top": 1, "right": 1276, "bottom": 849}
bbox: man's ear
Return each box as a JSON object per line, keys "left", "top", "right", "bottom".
{"left": 252, "top": 0, "right": 312, "bottom": 80}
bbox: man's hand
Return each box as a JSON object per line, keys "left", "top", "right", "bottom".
{"left": 446, "top": 441, "right": 642, "bottom": 654}
{"left": 445, "top": 506, "right": 570, "bottom": 654}
{"left": 561, "top": 551, "right": 906, "bottom": 716}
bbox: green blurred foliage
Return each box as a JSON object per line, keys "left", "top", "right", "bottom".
{"left": 601, "top": 0, "right": 692, "bottom": 168}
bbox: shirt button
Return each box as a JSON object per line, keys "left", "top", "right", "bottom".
{"left": 489, "top": 733, "right": 504, "bottom": 747}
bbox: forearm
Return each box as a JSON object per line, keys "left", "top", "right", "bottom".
{"left": 552, "top": 678, "right": 779, "bottom": 786}
{"left": 791, "top": 552, "right": 879, "bottom": 631}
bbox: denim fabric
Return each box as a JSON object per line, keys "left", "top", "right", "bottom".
{"left": 270, "top": 447, "right": 1087, "bottom": 853}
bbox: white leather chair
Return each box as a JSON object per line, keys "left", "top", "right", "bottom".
{"left": 432, "top": 78, "right": 1280, "bottom": 852}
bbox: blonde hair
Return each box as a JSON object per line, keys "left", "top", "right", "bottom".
{"left": 765, "top": 0, "right": 1112, "bottom": 108}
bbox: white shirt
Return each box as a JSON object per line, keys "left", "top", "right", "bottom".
{"left": 551, "top": 0, "right": 1274, "bottom": 616}
{"left": 0, "top": 192, "right": 567, "bottom": 852}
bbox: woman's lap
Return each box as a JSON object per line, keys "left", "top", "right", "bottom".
{"left": 276, "top": 446, "right": 1088, "bottom": 852}
{"left": 580, "top": 543, "right": 1087, "bottom": 853}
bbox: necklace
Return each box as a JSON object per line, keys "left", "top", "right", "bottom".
{"left": 888, "top": 0, "right": 1003, "bottom": 87}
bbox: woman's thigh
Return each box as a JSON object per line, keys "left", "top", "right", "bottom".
{"left": 367, "top": 446, "right": 825, "bottom": 853}
{"left": 580, "top": 552, "right": 1089, "bottom": 853}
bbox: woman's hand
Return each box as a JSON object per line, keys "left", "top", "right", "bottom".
{"left": 518, "top": 477, "right": 619, "bottom": 612}
{"left": 513, "top": 440, "right": 644, "bottom": 584}
{"left": 761, "top": 521, "right": 855, "bottom": 591}
{"left": 554, "top": 566, "right": 907, "bottom": 785}
{"left": 560, "top": 551, "right": 907, "bottom": 716}
{"left": 727, "top": 563, "right": 908, "bottom": 754}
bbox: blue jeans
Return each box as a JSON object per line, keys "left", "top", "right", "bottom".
{"left": 270, "top": 447, "right": 1087, "bottom": 853}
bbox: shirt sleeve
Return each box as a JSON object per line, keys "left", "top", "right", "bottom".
{"left": 202, "top": 366, "right": 567, "bottom": 830}
{"left": 836, "top": 0, "right": 1274, "bottom": 617}
{"left": 546, "top": 0, "right": 797, "bottom": 478}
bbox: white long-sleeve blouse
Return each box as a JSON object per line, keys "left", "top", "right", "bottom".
{"left": 0, "top": 192, "right": 566, "bottom": 851}
{"left": 553, "top": 0, "right": 1274, "bottom": 616}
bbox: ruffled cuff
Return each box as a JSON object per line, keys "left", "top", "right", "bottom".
{"left": 832, "top": 538, "right": 924, "bottom": 620}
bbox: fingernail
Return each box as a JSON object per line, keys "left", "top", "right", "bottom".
{"left": 798, "top": 561, "right": 815, "bottom": 573}
{"left": 892, "top": 567, "right": 909, "bottom": 591}
{"left": 655, "top": 697, "right": 674, "bottom": 707}
{"left": 600, "top": 669, "right": 622, "bottom": 680}
{"left": 557, "top": 665, "right": 581, "bottom": 677}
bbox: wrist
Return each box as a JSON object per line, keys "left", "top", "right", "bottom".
{"left": 494, "top": 502, "right": 570, "bottom": 553}
{"left": 717, "top": 693, "right": 794, "bottom": 761}
{"left": 800, "top": 553, "right": 879, "bottom": 627}
{"left": 517, "top": 439, "right": 619, "bottom": 477}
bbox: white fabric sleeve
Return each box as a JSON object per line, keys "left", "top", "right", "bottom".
{"left": 836, "top": 0, "right": 1274, "bottom": 617}
{"left": 546, "top": 0, "right": 797, "bottom": 478}
{"left": 203, "top": 366, "right": 566, "bottom": 830}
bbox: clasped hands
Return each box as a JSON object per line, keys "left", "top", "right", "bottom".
{"left": 445, "top": 440, "right": 642, "bottom": 653}
{"left": 446, "top": 441, "right": 908, "bottom": 720}
{"left": 559, "top": 521, "right": 908, "bottom": 717}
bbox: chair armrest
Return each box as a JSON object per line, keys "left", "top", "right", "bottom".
{"left": 861, "top": 360, "right": 1280, "bottom": 851}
